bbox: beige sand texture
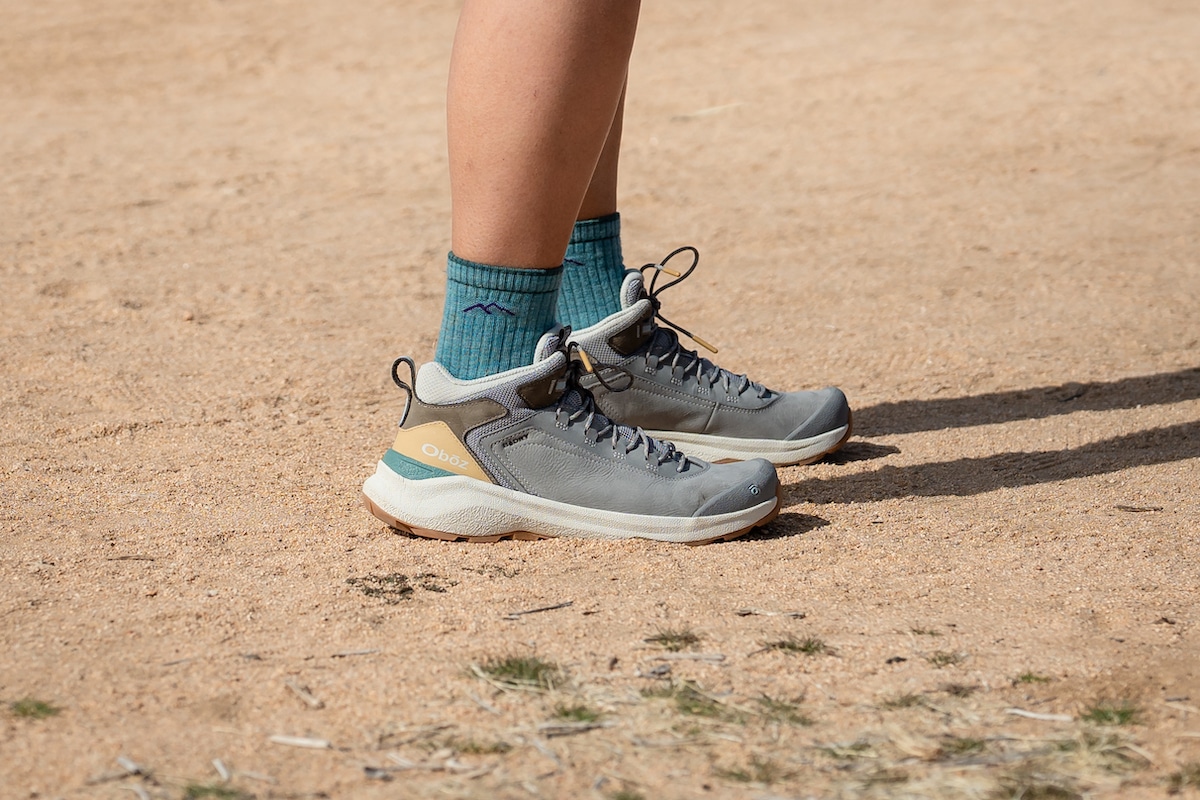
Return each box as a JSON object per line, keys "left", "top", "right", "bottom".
{"left": 2, "top": 0, "right": 1199, "bottom": 797}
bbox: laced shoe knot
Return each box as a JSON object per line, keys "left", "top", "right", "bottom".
{"left": 639, "top": 246, "right": 770, "bottom": 401}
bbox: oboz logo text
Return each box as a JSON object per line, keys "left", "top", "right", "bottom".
{"left": 422, "top": 442, "right": 470, "bottom": 468}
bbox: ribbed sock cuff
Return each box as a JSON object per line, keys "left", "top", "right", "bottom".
{"left": 446, "top": 253, "right": 563, "bottom": 294}
{"left": 568, "top": 212, "right": 622, "bottom": 245}
{"left": 559, "top": 214, "right": 625, "bottom": 330}
{"left": 435, "top": 253, "right": 562, "bottom": 380}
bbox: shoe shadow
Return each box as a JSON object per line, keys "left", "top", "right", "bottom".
{"left": 788, "top": 419, "right": 1200, "bottom": 504}
{"left": 855, "top": 366, "right": 1200, "bottom": 437}
{"left": 820, "top": 441, "right": 901, "bottom": 464}
{"left": 736, "top": 512, "right": 831, "bottom": 542}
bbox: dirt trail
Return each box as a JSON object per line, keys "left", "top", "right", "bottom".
{"left": 2, "top": 1, "right": 1198, "bottom": 797}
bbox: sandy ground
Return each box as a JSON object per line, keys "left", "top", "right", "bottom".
{"left": 2, "top": 1, "right": 1199, "bottom": 798}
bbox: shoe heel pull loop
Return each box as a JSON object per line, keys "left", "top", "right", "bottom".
{"left": 391, "top": 356, "right": 417, "bottom": 427}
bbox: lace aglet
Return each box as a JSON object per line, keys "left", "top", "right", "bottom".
{"left": 577, "top": 347, "right": 596, "bottom": 373}
{"left": 690, "top": 334, "right": 719, "bottom": 354}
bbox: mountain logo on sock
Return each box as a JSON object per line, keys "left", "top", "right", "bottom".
{"left": 462, "top": 302, "right": 517, "bottom": 316}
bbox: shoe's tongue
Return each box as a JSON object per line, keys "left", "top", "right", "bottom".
{"left": 612, "top": 271, "right": 692, "bottom": 365}
{"left": 536, "top": 326, "right": 676, "bottom": 457}
{"left": 548, "top": 379, "right": 647, "bottom": 449}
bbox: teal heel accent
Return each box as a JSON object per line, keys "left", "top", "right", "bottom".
{"left": 382, "top": 449, "right": 454, "bottom": 480}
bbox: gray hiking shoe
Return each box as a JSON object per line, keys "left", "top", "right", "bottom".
{"left": 570, "top": 247, "right": 852, "bottom": 466}
{"left": 362, "top": 330, "right": 780, "bottom": 544}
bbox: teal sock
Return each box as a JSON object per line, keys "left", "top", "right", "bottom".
{"left": 558, "top": 213, "right": 626, "bottom": 329}
{"left": 434, "top": 253, "right": 562, "bottom": 380}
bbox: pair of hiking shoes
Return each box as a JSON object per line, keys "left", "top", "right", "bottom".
{"left": 362, "top": 248, "right": 851, "bottom": 545}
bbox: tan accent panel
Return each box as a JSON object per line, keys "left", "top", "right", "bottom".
{"left": 391, "top": 422, "right": 493, "bottom": 483}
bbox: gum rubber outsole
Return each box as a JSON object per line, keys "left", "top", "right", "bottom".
{"left": 362, "top": 485, "right": 783, "bottom": 546}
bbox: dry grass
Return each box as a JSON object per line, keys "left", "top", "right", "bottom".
{"left": 474, "top": 655, "right": 563, "bottom": 691}
{"left": 764, "top": 636, "right": 830, "bottom": 655}
{"left": 716, "top": 756, "right": 792, "bottom": 785}
{"left": 927, "top": 651, "right": 966, "bottom": 668}
{"left": 1168, "top": 762, "right": 1200, "bottom": 794}
{"left": 1081, "top": 701, "right": 1140, "bottom": 726}
{"left": 644, "top": 627, "right": 702, "bottom": 651}
{"left": 9, "top": 698, "right": 60, "bottom": 719}
{"left": 553, "top": 703, "right": 601, "bottom": 722}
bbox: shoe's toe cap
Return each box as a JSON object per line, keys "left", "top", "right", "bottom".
{"left": 694, "top": 458, "right": 779, "bottom": 517}
{"left": 785, "top": 386, "right": 851, "bottom": 441}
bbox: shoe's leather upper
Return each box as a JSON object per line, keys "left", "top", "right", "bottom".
{"left": 398, "top": 347, "right": 777, "bottom": 518}
{"left": 572, "top": 274, "right": 850, "bottom": 441}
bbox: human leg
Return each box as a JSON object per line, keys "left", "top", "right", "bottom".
{"left": 364, "top": 1, "right": 782, "bottom": 542}
{"left": 556, "top": 86, "right": 629, "bottom": 330}
{"left": 434, "top": 1, "right": 639, "bottom": 380}
{"left": 447, "top": 0, "right": 638, "bottom": 269}
{"left": 556, "top": 82, "right": 853, "bottom": 465}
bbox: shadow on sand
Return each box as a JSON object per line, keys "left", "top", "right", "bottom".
{"left": 791, "top": 366, "right": 1200, "bottom": 504}
{"left": 738, "top": 512, "right": 831, "bottom": 542}
{"left": 855, "top": 366, "right": 1200, "bottom": 437}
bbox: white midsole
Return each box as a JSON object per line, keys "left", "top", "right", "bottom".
{"left": 362, "top": 463, "right": 778, "bottom": 543}
{"left": 647, "top": 424, "right": 850, "bottom": 466}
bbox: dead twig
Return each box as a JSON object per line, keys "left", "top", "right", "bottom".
{"left": 383, "top": 753, "right": 496, "bottom": 778}
{"left": 467, "top": 690, "right": 502, "bottom": 715}
{"left": 1005, "top": 708, "right": 1073, "bottom": 722}
{"left": 635, "top": 663, "right": 672, "bottom": 678}
{"left": 503, "top": 601, "right": 573, "bottom": 620}
{"left": 284, "top": 678, "right": 325, "bottom": 709}
{"left": 524, "top": 736, "right": 563, "bottom": 771}
{"left": 735, "top": 608, "right": 806, "bottom": 618}
{"left": 630, "top": 735, "right": 705, "bottom": 748}
{"left": 234, "top": 770, "right": 277, "bottom": 784}
{"left": 536, "top": 720, "right": 615, "bottom": 738}
{"left": 268, "top": 734, "right": 331, "bottom": 749}
{"left": 375, "top": 723, "right": 455, "bottom": 749}
{"left": 116, "top": 756, "right": 146, "bottom": 775}
{"left": 652, "top": 653, "right": 726, "bottom": 664}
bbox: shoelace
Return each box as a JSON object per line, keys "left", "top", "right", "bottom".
{"left": 555, "top": 341, "right": 691, "bottom": 472}
{"left": 389, "top": 346, "right": 691, "bottom": 473}
{"left": 639, "top": 246, "right": 769, "bottom": 400}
